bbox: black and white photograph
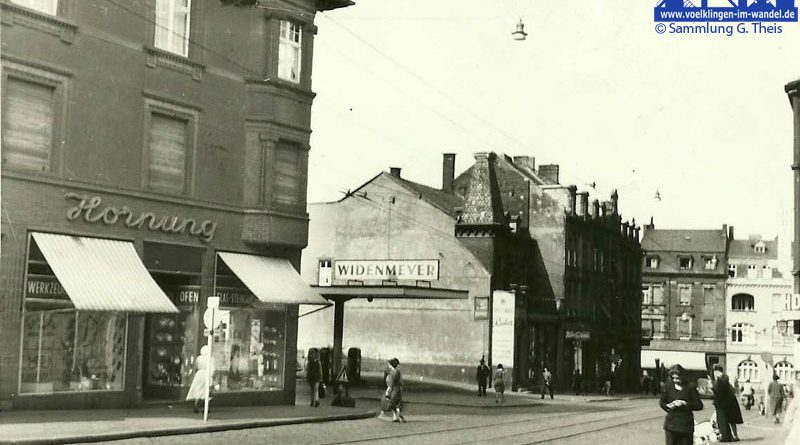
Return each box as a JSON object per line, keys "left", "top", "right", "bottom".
{"left": 1, "top": 1, "right": 800, "bottom": 444}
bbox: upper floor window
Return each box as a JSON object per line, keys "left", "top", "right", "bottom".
{"left": 730, "top": 322, "right": 754, "bottom": 344}
{"left": 747, "top": 264, "right": 758, "bottom": 279}
{"left": 728, "top": 263, "right": 737, "bottom": 278}
{"left": 679, "top": 284, "right": 692, "bottom": 306}
{"left": 703, "top": 256, "right": 717, "bottom": 270}
{"left": 645, "top": 256, "right": 659, "bottom": 268}
{"left": 679, "top": 256, "right": 693, "bottom": 270}
{"left": 678, "top": 314, "right": 692, "bottom": 340}
{"left": 642, "top": 285, "right": 652, "bottom": 305}
{"left": 761, "top": 265, "right": 772, "bottom": 279}
{"left": 278, "top": 20, "right": 302, "bottom": 83}
{"left": 272, "top": 141, "right": 303, "bottom": 206}
{"left": 653, "top": 285, "right": 665, "bottom": 305}
{"left": 731, "top": 293, "right": 755, "bottom": 311}
{"left": 154, "top": 0, "right": 191, "bottom": 57}
{"left": 754, "top": 241, "right": 766, "bottom": 254}
{"left": 11, "top": 0, "right": 57, "bottom": 15}
{"left": 737, "top": 360, "right": 759, "bottom": 383}
{"left": 144, "top": 99, "right": 197, "bottom": 196}
{"left": 244, "top": 130, "right": 265, "bottom": 206}
{"left": 2, "top": 77, "right": 55, "bottom": 173}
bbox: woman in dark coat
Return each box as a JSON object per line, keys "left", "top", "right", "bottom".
{"left": 660, "top": 364, "right": 704, "bottom": 445}
{"left": 307, "top": 350, "right": 323, "bottom": 407}
{"left": 712, "top": 364, "right": 743, "bottom": 442}
{"left": 384, "top": 358, "right": 405, "bottom": 422}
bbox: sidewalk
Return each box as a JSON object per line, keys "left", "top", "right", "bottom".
{"left": 0, "top": 374, "right": 645, "bottom": 445}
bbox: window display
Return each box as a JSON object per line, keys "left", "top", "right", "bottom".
{"left": 20, "top": 310, "right": 127, "bottom": 393}
{"left": 146, "top": 309, "right": 198, "bottom": 387}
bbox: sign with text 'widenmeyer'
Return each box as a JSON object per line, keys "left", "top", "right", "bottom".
{"left": 333, "top": 260, "right": 439, "bottom": 281}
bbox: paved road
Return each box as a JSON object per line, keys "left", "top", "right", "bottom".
{"left": 85, "top": 397, "right": 788, "bottom": 445}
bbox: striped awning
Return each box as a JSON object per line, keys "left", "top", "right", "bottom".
{"left": 218, "top": 252, "right": 328, "bottom": 305}
{"left": 31, "top": 232, "right": 178, "bottom": 313}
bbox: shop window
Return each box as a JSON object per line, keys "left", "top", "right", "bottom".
{"left": 11, "top": 0, "right": 58, "bottom": 15}
{"left": 154, "top": 0, "right": 191, "bottom": 57}
{"left": 732, "top": 293, "right": 755, "bottom": 311}
{"left": 278, "top": 20, "right": 302, "bottom": 83}
{"left": 272, "top": 141, "right": 303, "bottom": 207}
{"left": 20, "top": 310, "right": 127, "bottom": 394}
{"left": 737, "top": 360, "right": 759, "bottom": 383}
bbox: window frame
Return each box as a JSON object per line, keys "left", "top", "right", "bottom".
{"left": 703, "top": 256, "right": 717, "bottom": 270}
{"left": 730, "top": 322, "right": 755, "bottom": 344}
{"left": 1, "top": 61, "right": 68, "bottom": 177}
{"left": 731, "top": 293, "right": 755, "bottom": 312}
{"left": 153, "top": 0, "right": 192, "bottom": 57}
{"left": 678, "top": 284, "right": 692, "bottom": 306}
{"left": 728, "top": 263, "right": 737, "bottom": 278}
{"left": 277, "top": 20, "right": 303, "bottom": 83}
{"left": 10, "top": 0, "right": 59, "bottom": 16}
{"left": 678, "top": 256, "right": 693, "bottom": 270}
{"left": 271, "top": 139, "right": 306, "bottom": 208}
{"left": 737, "top": 360, "right": 759, "bottom": 383}
{"left": 142, "top": 98, "right": 198, "bottom": 196}
{"left": 645, "top": 256, "right": 659, "bottom": 269}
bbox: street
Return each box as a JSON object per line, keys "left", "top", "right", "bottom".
{"left": 84, "top": 397, "right": 788, "bottom": 445}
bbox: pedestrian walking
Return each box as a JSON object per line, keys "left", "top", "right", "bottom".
{"left": 384, "top": 358, "right": 405, "bottom": 422}
{"left": 641, "top": 370, "right": 651, "bottom": 396}
{"left": 660, "top": 364, "right": 703, "bottom": 445}
{"left": 711, "top": 364, "right": 742, "bottom": 442}
{"left": 783, "top": 385, "right": 800, "bottom": 445}
{"left": 541, "top": 367, "right": 554, "bottom": 399}
{"left": 307, "top": 349, "right": 322, "bottom": 407}
{"left": 186, "top": 345, "right": 212, "bottom": 414}
{"left": 741, "top": 379, "right": 754, "bottom": 410}
{"left": 573, "top": 369, "right": 583, "bottom": 396}
{"left": 476, "top": 358, "right": 490, "bottom": 397}
{"left": 493, "top": 363, "right": 506, "bottom": 404}
{"left": 768, "top": 373, "right": 786, "bottom": 424}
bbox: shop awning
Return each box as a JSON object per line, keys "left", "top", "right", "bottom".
{"left": 641, "top": 350, "right": 708, "bottom": 371}
{"left": 311, "top": 285, "right": 469, "bottom": 301}
{"left": 218, "top": 252, "right": 329, "bottom": 305}
{"left": 31, "top": 232, "right": 178, "bottom": 313}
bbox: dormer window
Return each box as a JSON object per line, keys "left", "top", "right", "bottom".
{"left": 703, "top": 255, "right": 718, "bottom": 270}
{"left": 679, "top": 256, "right": 693, "bottom": 270}
{"left": 754, "top": 241, "right": 766, "bottom": 254}
{"left": 645, "top": 256, "right": 659, "bottom": 269}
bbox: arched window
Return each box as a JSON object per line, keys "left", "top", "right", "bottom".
{"left": 775, "top": 361, "right": 795, "bottom": 383}
{"left": 732, "top": 294, "right": 755, "bottom": 311}
{"left": 731, "top": 323, "right": 754, "bottom": 344}
{"left": 737, "top": 360, "right": 759, "bottom": 383}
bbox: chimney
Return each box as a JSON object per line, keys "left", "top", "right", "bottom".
{"left": 610, "top": 189, "right": 619, "bottom": 215}
{"left": 622, "top": 221, "right": 630, "bottom": 237}
{"left": 729, "top": 225, "right": 734, "bottom": 241}
{"left": 567, "top": 186, "right": 577, "bottom": 215}
{"left": 389, "top": 167, "right": 402, "bottom": 178}
{"left": 442, "top": 153, "right": 456, "bottom": 192}
{"left": 537, "top": 164, "right": 560, "bottom": 184}
{"left": 512, "top": 155, "right": 535, "bottom": 172}
{"left": 591, "top": 199, "right": 600, "bottom": 219}
{"left": 645, "top": 216, "right": 655, "bottom": 230}
{"left": 576, "top": 192, "right": 589, "bottom": 217}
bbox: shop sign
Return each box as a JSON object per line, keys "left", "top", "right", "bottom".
{"left": 491, "top": 290, "right": 515, "bottom": 367}
{"left": 25, "top": 275, "right": 69, "bottom": 300}
{"left": 177, "top": 286, "right": 201, "bottom": 306}
{"left": 565, "top": 330, "right": 591, "bottom": 340}
{"left": 333, "top": 259, "right": 439, "bottom": 281}
{"left": 65, "top": 193, "right": 217, "bottom": 243}
{"left": 215, "top": 287, "right": 256, "bottom": 307}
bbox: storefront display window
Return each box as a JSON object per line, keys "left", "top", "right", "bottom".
{"left": 146, "top": 308, "right": 198, "bottom": 387}
{"left": 20, "top": 310, "right": 127, "bottom": 393}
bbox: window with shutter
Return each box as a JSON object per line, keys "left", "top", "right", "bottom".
{"left": 272, "top": 142, "right": 301, "bottom": 206}
{"left": 148, "top": 113, "right": 187, "bottom": 195}
{"left": 2, "top": 78, "right": 55, "bottom": 173}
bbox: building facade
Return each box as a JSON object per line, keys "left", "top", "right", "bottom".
{"left": 0, "top": 0, "right": 351, "bottom": 410}
{"left": 640, "top": 223, "right": 729, "bottom": 391}
{"left": 725, "top": 236, "right": 796, "bottom": 391}
{"left": 299, "top": 153, "right": 642, "bottom": 392}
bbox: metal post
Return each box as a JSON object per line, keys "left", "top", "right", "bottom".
{"left": 332, "top": 299, "right": 346, "bottom": 382}
{"left": 204, "top": 308, "right": 213, "bottom": 422}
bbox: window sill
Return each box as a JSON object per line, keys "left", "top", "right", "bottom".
{"left": 1, "top": 1, "right": 77, "bottom": 43}
{"left": 144, "top": 46, "right": 204, "bottom": 81}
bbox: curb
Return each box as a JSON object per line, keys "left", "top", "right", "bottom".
{"left": 355, "top": 396, "right": 542, "bottom": 409}
{"left": 0, "top": 411, "right": 376, "bottom": 445}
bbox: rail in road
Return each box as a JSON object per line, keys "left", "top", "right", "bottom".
{"left": 318, "top": 405, "right": 664, "bottom": 445}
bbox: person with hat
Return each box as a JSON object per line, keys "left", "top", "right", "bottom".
{"left": 768, "top": 373, "right": 786, "bottom": 424}
{"left": 712, "top": 363, "right": 742, "bottom": 442}
{"left": 659, "top": 364, "right": 703, "bottom": 445}
{"left": 384, "top": 358, "right": 405, "bottom": 422}
{"left": 493, "top": 364, "right": 507, "bottom": 405}
{"left": 476, "top": 357, "right": 491, "bottom": 397}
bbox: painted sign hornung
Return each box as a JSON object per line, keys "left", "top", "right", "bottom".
{"left": 333, "top": 259, "right": 439, "bottom": 281}
{"left": 491, "top": 290, "right": 515, "bottom": 368}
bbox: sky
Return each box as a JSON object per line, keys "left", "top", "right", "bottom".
{"left": 305, "top": 0, "right": 800, "bottom": 240}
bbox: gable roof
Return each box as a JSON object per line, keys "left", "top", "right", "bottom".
{"left": 641, "top": 229, "right": 726, "bottom": 253}
{"left": 342, "top": 171, "right": 464, "bottom": 217}
{"left": 728, "top": 239, "right": 778, "bottom": 259}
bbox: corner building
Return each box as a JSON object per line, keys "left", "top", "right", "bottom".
{"left": 0, "top": 0, "right": 352, "bottom": 410}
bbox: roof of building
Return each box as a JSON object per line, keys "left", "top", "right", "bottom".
{"left": 395, "top": 175, "right": 464, "bottom": 217}
{"left": 641, "top": 229, "right": 727, "bottom": 253}
{"left": 728, "top": 239, "right": 778, "bottom": 259}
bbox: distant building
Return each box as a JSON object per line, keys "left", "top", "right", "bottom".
{"left": 300, "top": 153, "right": 642, "bottom": 392}
{"left": 726, "top": 235, "right": 795, "bottom": 391}
{"left": 640, "top": 222, "right": 729, "bottom": 389}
